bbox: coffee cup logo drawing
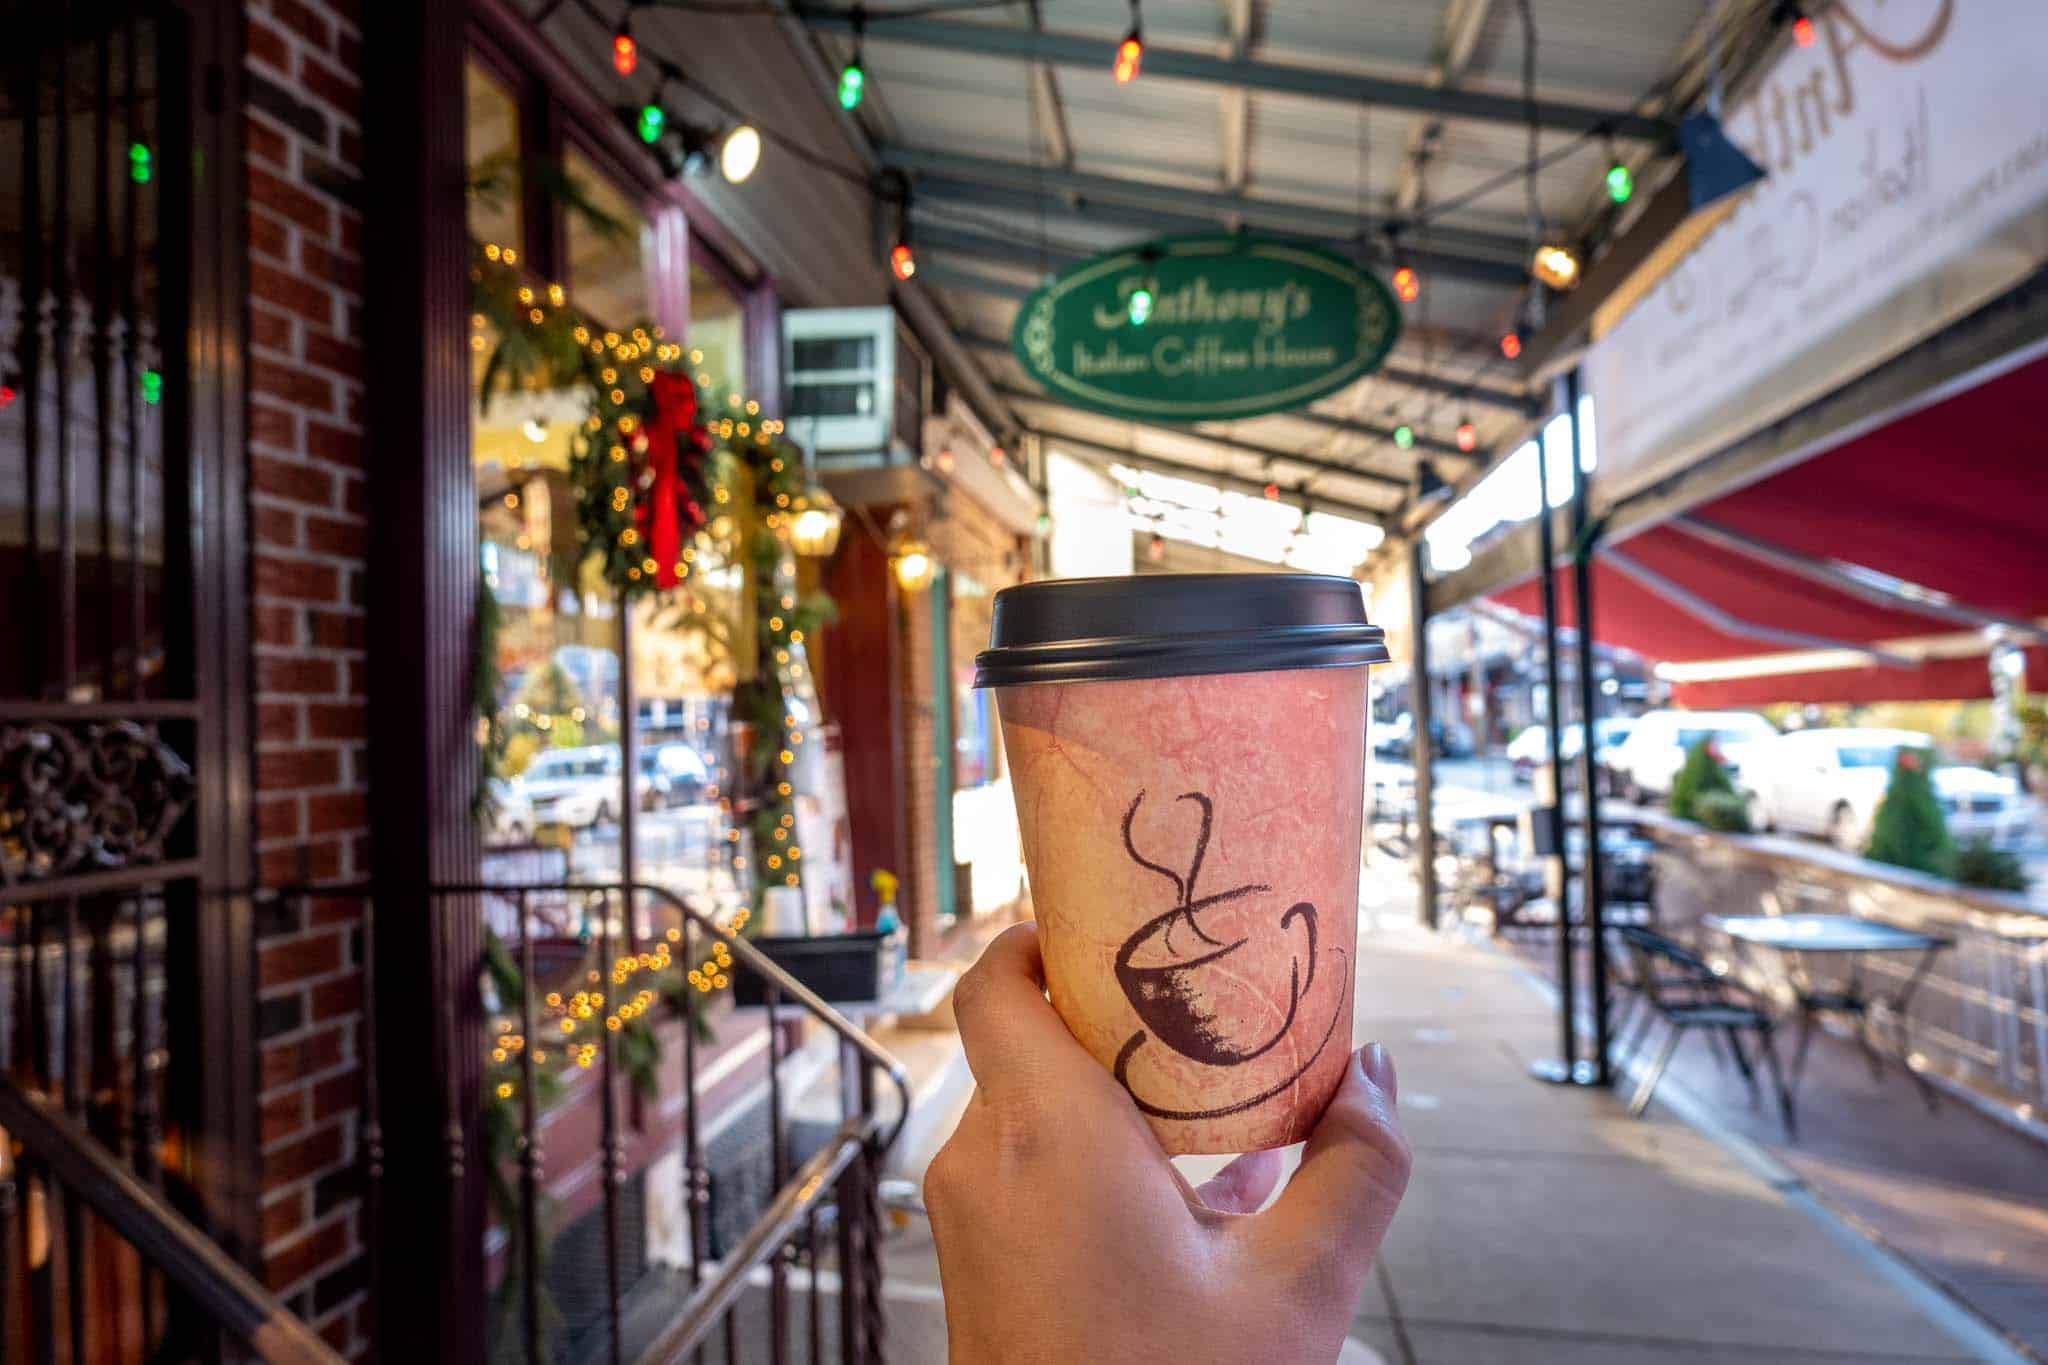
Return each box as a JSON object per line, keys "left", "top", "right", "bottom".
{"left": 1111, "top": 789, "right": 1347, "bottom": 1122}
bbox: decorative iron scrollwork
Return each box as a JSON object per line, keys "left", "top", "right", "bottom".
{"left": 0, "top": 720, "right": 196, "bottom": 887}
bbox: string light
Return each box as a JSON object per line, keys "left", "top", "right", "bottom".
{"left": 638, "top": 101, "right": 666, "bottom": 144}
{"left": 890, "top": 238, "right": 916, "bottom": 281}
{"left": 1391, "top": 264, "right": 1419, "bottom": 304}
{"left": 1532, "top": 242, "right": 1581, "bottom": 289}
{"left": 129, "top": 142, "right": 152, "bottom": 184}
{"left": 1128, "top": 281, "right": 1154, "bottom": 325}
{"left": 612, "top": 8, "right": 638, "bottom": 76}
{"left": 1393, "top": 424, "right": 1415, "bottom": 450}
{"left": 721, "top": 124, "right": 762, "bottom": 183}
{"left": 1456, "top": 418, "right": 1477, "bottom": 453}
{"left": 1500, "top": 330, "right": 1523, "bottom": 360}
{"left": 1146, "top": 531, "right": 1166, "bottom": 563}
{"left": 1605, "top": 135, "right": 1633, "bottom": 204}
{"left": 1263, "top": 481, "right": 1280, "bottom": 500}
{"left": 1776, "top": 1, "right": 1816, "bottom": 46}
{"left": 839, "top": 8, "right": 866, "bottom": 109}
{"left": 1114, "top": 1, "right": 1143, "bottom": 83}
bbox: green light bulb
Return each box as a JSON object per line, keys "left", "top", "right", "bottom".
{"left": 1606, "top": 161, "right": 1633, "bottom": 204}
{"left": 129, "top": 142, "right": 152, "bottom": 184}
{"left": 141, "top": 369, "right": 162, "bottom": 405}
{"left": 1128, "top": 286, "right": 1155, "bottom": 326}
{"left": 1394, "top": 424, "right": 1414, "bottom": 449}
{"left": 837, "top": 63, "right": 865, "bottom": 110}
{"left": 638, "top": 103, "right": 665, "bottom": 144}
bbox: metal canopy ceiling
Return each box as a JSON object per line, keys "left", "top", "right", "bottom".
{"left": 794, "top": 0, "right": 1743, "bottom": 522}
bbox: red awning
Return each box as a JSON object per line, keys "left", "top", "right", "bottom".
{"left": 1486, "top": 353, "right": 2048, "bottom": 705}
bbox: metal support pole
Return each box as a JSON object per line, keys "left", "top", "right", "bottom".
{"left": 619, "top": 609, "right": 639, "bottom": 951}
{"left": 1408, "top": 537, "right": 1439, "bottom": 929}
{"left": 1529, "top": 389, "right": 1580, "bottom": 1086}
{"left": 1566, "top": 368, "right": 1614, "bottom": 1086}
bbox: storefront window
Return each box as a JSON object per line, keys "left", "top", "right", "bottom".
{"left": 689, "top": 261, "right": 745, "bottom": 405}
{"left": 467, "top": 69, "right": 748, "bottom": 912}
{"left": 464, "top": 61, "right": 521, "bottom": 254}
{"left": 944, "top": 571, "right": 1024, "bottom": 918}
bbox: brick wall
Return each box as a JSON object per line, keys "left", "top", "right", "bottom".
{"left": 243, "top": 0, "right": 372, "bottom": 1355}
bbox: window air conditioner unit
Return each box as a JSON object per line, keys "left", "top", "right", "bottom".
{"left": 781, "top": 306, "right": 929, "bottom": 467}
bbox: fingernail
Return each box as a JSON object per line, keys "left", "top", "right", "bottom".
{"left": 1361, "top": 1043, "right": 1396, "bottom": 1098}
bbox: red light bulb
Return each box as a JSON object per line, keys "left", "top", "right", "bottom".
{"left": 1114, "top": 33, "right": 1142, "bottom": 84}
{"left": 1262, "top": 481, "right": 1280, "bottom": 500}
{"left": 1791, "top": 14, "right": 1815, "bottom": 46}
{"left": 890, "top": 242, "right": 916, "bottom": 281}
{"left": 1500, "top": 331, "right": 1523, "bottom": 360}
{"left": 1392, "top": 265, "right": 1419, "bottom": 303}
{"left": 612, "top": 30, "right": 638, "bottom": 76}
{"left": 1456, "top": 421, "right": 1477, "bottom": 452}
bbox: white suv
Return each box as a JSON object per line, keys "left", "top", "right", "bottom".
{"left": 1609, "top": 709, "right": 1778, "bottom": 804}
{"left": 1747, "top": 728, "right": 2030, "bottom": 850}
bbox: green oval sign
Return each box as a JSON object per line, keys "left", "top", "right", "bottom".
{"left": 1011, "top": 235, "right": 1401, "bottom": 422}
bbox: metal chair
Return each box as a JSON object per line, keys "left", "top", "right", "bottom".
{"left": 1614, "top": 925, "right": 1797, "bottom": 1139}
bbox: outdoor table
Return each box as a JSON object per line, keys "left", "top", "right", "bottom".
{"left": 1707, "top": 913, "right": 1951, "bottom": 1110}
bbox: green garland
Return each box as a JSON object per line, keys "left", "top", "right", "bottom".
{"left": 692, "top": 411, "right": 838, "bottom": 910}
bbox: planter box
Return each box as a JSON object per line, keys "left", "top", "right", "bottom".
{"left": 732, "top": 929, "right": 890, "bottom": 1006}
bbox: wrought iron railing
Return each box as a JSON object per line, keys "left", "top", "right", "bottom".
{"left": 253, "top": 877, "right": 910, "bottom": 1365}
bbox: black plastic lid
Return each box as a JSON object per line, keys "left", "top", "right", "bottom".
{"left": 974, "top": 573, "right": 1389, "bottom": 688}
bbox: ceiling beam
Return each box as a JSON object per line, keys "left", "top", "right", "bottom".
{"left": 1031, "top": 430, "right": 1394, "bottom": 524}
{"left": 999, "top": 386, "right": 1415, "bottom": 489}
{"left": 1218, "top": 0, "right": 1256, "bottom": 196}
{"left": 1023, "top": 0, "right": 1074, "bottom": 169}
{"left": 956, "top": 330, "right": 1530, "bottom": 413}
{"left": 913, "top": 260, "right": 1035, "bottom": 300}
{"left": 1394, "top": 0, "right": 1497, "bottom": 214}
{"left": 802, "top": 15, "right": 1674, "bottom": 140}
{"left": 883, "top": 143, "right": 1532, "bottom": 268}
{"left": 910, "top": 173, "right": 1532, "bottom": 287}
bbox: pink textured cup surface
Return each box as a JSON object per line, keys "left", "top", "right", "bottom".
{"left": 998, "top": 666, "right": 1366, "bottom": 1154}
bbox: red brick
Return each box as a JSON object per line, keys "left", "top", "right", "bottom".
{"left": 262, "top": 1024, "right": 345, "bottom": 1092}
{"left": 249, "top": 302, "right": 294, "bottom": 356}
{"left": 310, "top": 973, "right": 362, "bottom": 1022}
{"left": 246, "top": 113, "right": 290, "bottom": 169}
{"left": 304, "top": 515, "right": 366, "bottom": 559}
{"left": 342, "top": 474, "right": 368, "bottom": 518}
{"left": 264, "top": 1211, "right": 349, "bottom": 1292}
{"left": 253, "top": 355, "right": 336, "bottom": 413}
{"left": 338, "top": 124, "right": 362, "bottom": 172}
{"left": 249, "top": 164, "right": 334, "bottom": 240}
{"left": 254, "top": 602, "right": 300, "bottom": 648}
{"left": 253, "top": 502, "right": 299, "bottom": 551}
{"left": 308, "top": 895, "right": 363, "bottom": 928}
{"left": 258, "top": 702, "right": 301, "bottom": 743}
{"left": 299, "top": 238, "right": 358, "bottom": 294}
{"left": 257, "top": 744, "right": 340, "bottom": 790}
{"left": 301, "top": 329, "right": 362, "bottom": 381}
{"left": 249, "top": 208, "right": 291, "bottom": 268}
{"left": 247, "top": 14, "right": 291, "bottom": 74}
{"left": 307, "top": 611, "right": 364, "bottom": 653}
{"left": 255, "top": 554, "right": 340, "bottom": 605}
{"left": 262, "top": 931, "right": 343, "bottom": 989}
{"left": 297, "top": 47, "right": 360, "bottom": 121}
{"left": 259, "top": 840, "right": 342, "bottom": 887}
{"left": 306, "top": 791, "right": 368, "bottom": 836}
{"left": 304, "top": 420, "right": 363, "bottom": 469}
{"left": 306, "top": 700, "right": 368, "bottom": 739}
{"left": 312, "top": 1070, "right": 361, "bottom": 1122}
{"left": 264, "top": 1189, "right": 308, "bottom": 1247}
{"left": 250, "top": 399, "right": 298, "bottom": 450}
{"left": 319, "top": 1312, "right": 354, "bottom": 1353}
{"left": 269, "top": 0, "right": 334, "bottom": 52}
{"left": 251, "top": 453, "right": 332, "bottom": 507}
{"left": 262, "top": 1088, "right": 310, "bottom": 1147}
{"left": 258, "top": 793, "right": 303, "bottom": 842}
{"left": 251, "top": 260, "right": 335, "bottom": 329}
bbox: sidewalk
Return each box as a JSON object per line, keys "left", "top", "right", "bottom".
{"left": 863, "top": 869, "right": 2007, "bottom": 1363}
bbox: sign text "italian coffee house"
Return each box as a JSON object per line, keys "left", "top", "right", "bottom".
{"left": 1012, "top": 236, "right": 1402, "bottom": 423}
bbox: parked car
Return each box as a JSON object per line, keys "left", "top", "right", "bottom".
{"left": 1506, "top": 718, "right": 1637, "bottom": 782}
{"left": 638, "top": 742, "right": 710, "bottom": 808}
{"left": 1746, "top": 727, "right": 2031, "bottom": 850}
{"left": 1377, "top": 713, "right": 1474, "bottom": 760}
{"left": 485, "top": 778, "right": 533, "bottom": 844}
{"left": 514, "top": 744, "right": 653, "bottom": 828}
{"left": 1608, "top": 709, "right": 1778, "bottom": 804}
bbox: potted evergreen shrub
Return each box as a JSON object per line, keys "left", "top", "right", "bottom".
{"left": 1863, "top": 748, "right": 1952, "bottom": 876}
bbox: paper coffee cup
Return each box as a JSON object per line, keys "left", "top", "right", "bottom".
{"left": 976, "top": 574, "right": 1385, "bottom": 1154}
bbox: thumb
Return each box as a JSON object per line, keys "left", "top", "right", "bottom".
{"left": 1249, "top": 1045, "right": 1411, "bottom": 1279}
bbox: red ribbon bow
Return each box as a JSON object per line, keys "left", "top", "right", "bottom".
{"left": 637, "top": 372, "right": 700, "bottom": 589}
